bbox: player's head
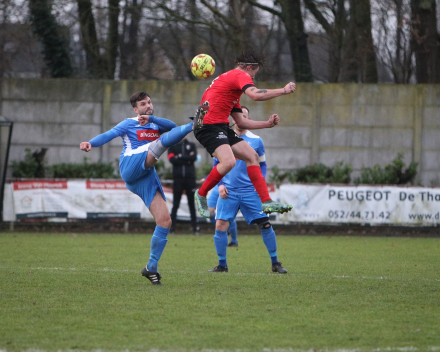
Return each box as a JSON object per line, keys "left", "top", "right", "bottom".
{"left": 235, "top": 51, "right": 265, "bottom": 78}
{"left": 241, "top": 106, "right": 250, "bottom": 120}
{"left": 130, "top": 91, "right": 154, "bottom": 115}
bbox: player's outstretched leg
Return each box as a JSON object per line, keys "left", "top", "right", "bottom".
{"left": 191, "top": 101, "right": 209, "bottom": 131}
{"left": 195, "top": 189, "right": 210, "bottom": 218}
{"left": 141, "top": 226, "right": 169, "bottom": 285}
{"left": 246, "top": 165, "right": 292, "bottom": 215}
{"left": 207, "top": 229, "right": 229, "bottom": 272}
{"left": 256, "top": 218, "right": 287, "bottom": 274}
{"left": 261, "top": 200, "right": 293, "bottom": 215}
{"left": 227, "top": 220, "right": 238, "bottom": 247}
{"left": 148, "top": 121, "right": 194, "bottom": 161}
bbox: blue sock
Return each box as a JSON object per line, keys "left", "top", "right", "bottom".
{"left": 147, "top": 226, "right": 169, "bottom": 272}
{"left": 159, "top": 122, "right": 193, "bottom": 147}
{"left": 214, "top": 229, "right": 228, "bottom": 267}
{"left": 228, "top": 220, "right": 238, "bottom": 243}
{"left": 209, "top": 214, "right": 216, "bottom": 224}
{"left": 260, "top": 226, "right": 278, "bottom": 264}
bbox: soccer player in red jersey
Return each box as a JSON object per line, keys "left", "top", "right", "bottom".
{"left": 192, "top": 51, "right": 296, "bottom": 217}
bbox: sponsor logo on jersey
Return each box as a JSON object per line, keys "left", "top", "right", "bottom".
{"left": 137, "top": 129, "right": 160, "bottom": 141}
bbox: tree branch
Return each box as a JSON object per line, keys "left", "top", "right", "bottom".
{"left": 302, "top": 0, "right": 333, "bottom": 34}
{"left": 245, "top": 0, "right": 281, "bottom": 17}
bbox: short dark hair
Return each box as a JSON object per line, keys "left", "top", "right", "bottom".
{"left": 235, "top": 50, "right": 265, "bottom": 69}
{"left": 241, "top": 105, "right": 250, "bottom": 113}
{"left": 130, "top": 91, "right": 150, "bottom": 107}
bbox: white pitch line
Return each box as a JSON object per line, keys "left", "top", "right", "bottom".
{"left": 0, "top": 266, "right": 439, "bottom": 282}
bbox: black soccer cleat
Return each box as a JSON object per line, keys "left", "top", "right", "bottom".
{"left": 227, "top": 242, "right": 238, "bottom": 247}
{"left": 271, "top": 262, "right": 288, "bottom": 274}
{"left": 192, "top": 101, "right": 209, "bottom": 131}
{"left": 141, "top": 266, "right": 163, "bottom": 285}
{"left": 207, "top": 265, "right": 229, "bottom": 273}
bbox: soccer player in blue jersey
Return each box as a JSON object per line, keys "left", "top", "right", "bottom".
{"left": 207, "top": 106, "right": 287, "bottom": 274}
{"left": 80, "top": 91, "right": 194, "bottom": 285}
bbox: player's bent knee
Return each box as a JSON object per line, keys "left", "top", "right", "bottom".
{"left": 157, "top": 217, "right": 172, "bottom": 229}
{"left": 223, "top": 158, "right": 236, "bottom": 172}
{"left": 216, "top": 219, "right": 230, "bottom": 232}
{"left": 154, "top": 212, "right": 172, "bottom": 228}
{"left": 254, "top": 218, "right": 271, "bottom": 230}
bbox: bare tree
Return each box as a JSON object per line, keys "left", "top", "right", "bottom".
{"left": 77, "top": 0, "right": 120, "bottom": 78}
{"left": 304, "top": 0, "right": 378, "bottom": 83}
{"left": 373, "top": 0, "right": 413, "bottom": 83}
{"left": 302, "top": 0, "right": 347, "bottom": 82}
{"left": 350, "top": 0, "right": 378, "bottom": 82}
{"left": 119, "top": 0, "right": 143, "bottom": 79}
{"left": 246, "top": 0, "right": 313, "bottom": 82}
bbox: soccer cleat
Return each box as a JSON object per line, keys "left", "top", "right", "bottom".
{"left": 192, "top": 101, "right": 209, "bottom": 130}
{"left": 141, "top": 266, "right": 162, "bottom": 285}
{"left": 207, "top": 265, "right": 229, "bottom": 273}
{"left": 261, "top": 200, "right": 293, "bottom": 214}
{"left": 272, "top": 262, "right": 288, "bottom": 274}
{"left": 195, "top": 189, "right": 210, "bottom": 218}
{"left": 227, "top": 242, "right": 238, "bottom": 247}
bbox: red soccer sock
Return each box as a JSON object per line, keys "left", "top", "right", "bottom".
{"left": 198, "top": 166, "right": 223, "bottom": 197}
{"left": 247, "top": 165, "right": 271, "bottom": 203}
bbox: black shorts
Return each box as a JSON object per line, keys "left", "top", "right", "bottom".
{"left": 194, "top": 123, "right": 243, "bottom": 156}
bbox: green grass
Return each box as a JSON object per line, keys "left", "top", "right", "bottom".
{"left": 1, "top": 231, "right": 439, "bottom": 352}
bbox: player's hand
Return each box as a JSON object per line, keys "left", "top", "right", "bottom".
{"left": 138, "top": 115, "right": 150, "bottom": 126}
{"left": 80, "top": 142, "right": 92, "bottom": 152}
{"left": 267, "top": 114, "right": 279, "bottom": 128}
{"left": 271, "top": 114, "right": 280, "bottom": 125}
{"left": 219, "top": 185, "right": 228, "bottom": 199}
{"left": 283, "top": 82, "right": 296, "bottom": 94}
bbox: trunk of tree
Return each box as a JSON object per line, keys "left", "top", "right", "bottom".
{"left": 119, "top": 0, "right": 142, "bottom": 79}
{"left": 106, "top": 0, "right": 120, "bottom": 79}
{"left": 350, "top": 0, "right": 378, "bottom": 82}
{"left": 28, "top": 0, "right": 73, "bottom": 77}
{"left": 411, "top": 0, "right": 440, "bottom": 83}
{"left": 77, "top": 0, "right": 107, "bottom": 78}
{"left": 278, "top": 0, "right": 313, "bottom": 82}
{"left": 342, "top": 0, "right": 377, "bottom": 82}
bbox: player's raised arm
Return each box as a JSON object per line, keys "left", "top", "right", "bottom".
{"left": 244, "top": 82, "right": 296, "bottom": 101}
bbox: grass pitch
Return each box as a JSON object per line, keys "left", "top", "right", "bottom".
{"left": 0, "top": 231, "right": 439, "bottom": 352}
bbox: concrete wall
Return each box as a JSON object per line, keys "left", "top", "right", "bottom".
{"left": 1, "top": 78, "right": 439, "bottom": 185}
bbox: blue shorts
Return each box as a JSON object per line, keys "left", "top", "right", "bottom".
{"left": 207, "top": 185, "right": 220, "bottom": 208}
{"left": 119, "top": 151, "right": 166, "bottom": 208}
{"left": 216, "top": 191, "right": 268, "bottom": 225}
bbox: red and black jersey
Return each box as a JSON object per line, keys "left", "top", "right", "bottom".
{"left": 200, "top": 69, "right": 255, "bottom": 125}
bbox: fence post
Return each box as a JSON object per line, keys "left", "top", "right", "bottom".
{"left": 413, "top": 86, "right": 424, "bottom": 175}
{"left": 101, "top": 83, "right": 113, "bottom": 163}
{"left": 311, "top": 84, "right": 321, "bottom": 164}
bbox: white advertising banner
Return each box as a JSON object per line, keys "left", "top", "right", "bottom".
{"left": 5, "top": 181, "right": 438, "bottom": 226}
{"left": 279, "top": 184, "right": 440, "bottom": 226}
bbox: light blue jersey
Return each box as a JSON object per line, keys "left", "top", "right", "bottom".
{"left": 89, "top": 116, "right": 176, "bottom": 161}
{"left": 219, "top": 130, "right": 267, "bottom": 193}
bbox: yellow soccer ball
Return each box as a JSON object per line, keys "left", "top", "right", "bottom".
{"left": 191, "top": 54, "right": 216, "bottom": 79}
